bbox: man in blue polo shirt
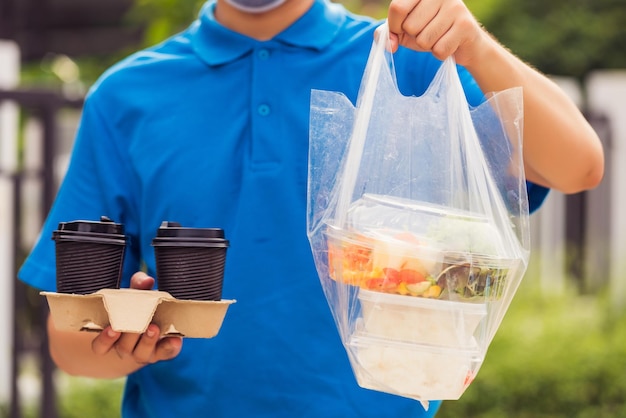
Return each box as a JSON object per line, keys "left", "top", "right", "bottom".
{"left": 18, "top": 0, "right": 603, "bottom": 417}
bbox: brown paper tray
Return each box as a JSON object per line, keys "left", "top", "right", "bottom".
{"left": 42, "top": 288, "right": 236, "bottom": 338}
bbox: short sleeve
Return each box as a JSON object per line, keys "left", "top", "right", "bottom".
{"left": 18, "top": 90, "right": 141, "bottom": 291}
{"left": 526, "top": 181, "right": 550, "bottom": 214}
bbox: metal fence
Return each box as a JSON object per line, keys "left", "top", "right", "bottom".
{"left": 0, "top": 87, "right": 83, "bottom": 418}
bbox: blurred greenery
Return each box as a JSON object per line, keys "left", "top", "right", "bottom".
{"left": 464, "top": 0, "right": 626, "bottom": 80}
{"left": 12, "top": 378, "right": 125, "bottom": 418}
{"left": 56, "top": 379, "right": 124, "bottom": 418}
{"left": 125, "top": 0, "right": 205, "bottom": 47}
{"left": 438, "top": 278, "right": 626, "bottom": 417}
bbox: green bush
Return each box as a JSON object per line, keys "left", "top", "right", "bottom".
{"left": 57, "top": 378, "right": 124, "bottom": 418}
{"left": 437, "top": 280, "right": 626, "bottom": 418}
{"left": 0, "top": 377, "right": 123, "bottom": 418}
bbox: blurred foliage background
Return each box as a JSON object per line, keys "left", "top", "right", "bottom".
{"left": 11, "top": 0, "right": 626, "bottom": 417}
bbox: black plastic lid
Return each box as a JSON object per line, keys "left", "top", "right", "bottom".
{"left": 155, "top": 221, "right": 225, "bottom": 239}
{"left": 54, "top": 216, "right": 125, "bottom": 236}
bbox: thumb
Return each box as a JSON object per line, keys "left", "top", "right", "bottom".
{"left": 130, "top": 271, "right": 155, "bottom": 290}
{"left": 387, "top": 32, "right": 400, "bottom": 53}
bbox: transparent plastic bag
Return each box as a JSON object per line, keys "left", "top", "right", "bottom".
{"left": 307, "top": 23, "right": 530, "bottom": 405}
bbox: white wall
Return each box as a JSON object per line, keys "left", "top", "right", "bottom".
{"left": 527, "top": 77, "right": 583, "bottom": 295}
{"left": 587, "top": 71, "right": 626, "bottom": 309}
{"left": 529, "top": 191, "right": 567, "bottom": 294}
{"left": 531, "top": 71, "right": 626, "bottom": 308}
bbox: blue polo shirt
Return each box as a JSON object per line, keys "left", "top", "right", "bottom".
{"left": 19, "top": 0, "right": 548, "bottom": 417}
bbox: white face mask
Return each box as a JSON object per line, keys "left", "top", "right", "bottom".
{"left": 224, "top": 0, "right": 287, "bottom": 13}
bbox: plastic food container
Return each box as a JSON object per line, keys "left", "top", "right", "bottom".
{"left": 324, "top": 194, "right": 518, "bottom": 301}
{"left": 358, "top": 289, "right": 487, "bottom": 348}
{"left": 349, "top": 334, "right": 483, "bottom": 401}
{"left": 346, "top": 193, "right": 507, "bottom": 256}
{"left": 325, "top": 225, "right": 444, "bottom": 296}
{"left": 436, "top": 252, "right": 519, "bottom": 301}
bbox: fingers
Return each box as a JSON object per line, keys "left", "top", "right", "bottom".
{"left": 374, "top": 25, "right": 398, "bottom": 54}
{"left": 114, "top": 327, "right": 151, "bottom": 361}
{"left": 121, "top": 325, "right": 182, "bottom": 364}
{"left": 387, "top": 0, "right": 420, "bottom": 37}
{"left": 155, "top": 336, "right": 183, "bottom": 361}
{"left": 92, "top": 324, "right": 183, "bottom": 366}
{"left": 387, "top": 0, "right": 482, "bottom": 62}
{"left": 392, "top": 0, "right": 441, "bottom": 43}
{"left": 125, "top": 325, "right": 160, "bottom": 363}
{"left": 91, "top": 327, "right": 122, "bottom": 355}
{"left": 130, "top": 271, "right": 155, "bottom": 290}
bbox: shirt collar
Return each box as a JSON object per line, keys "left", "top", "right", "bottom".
{"left": 189, "top": 0, "right": 346, "bottom": 66}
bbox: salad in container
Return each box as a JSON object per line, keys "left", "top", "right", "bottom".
{"left": 326, "top": 194, "right": 517, "bottom": 302}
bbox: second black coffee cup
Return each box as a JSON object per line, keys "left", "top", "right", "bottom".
{"left": 151, "top": 221, "right": 229, "bottom": 301}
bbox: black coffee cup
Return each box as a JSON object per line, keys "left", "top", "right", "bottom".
{"left": 52, "top": 216, "right": 127, "bottom": 294}
{"left": 152, "top": 221, "right": 229, "bottom": 301}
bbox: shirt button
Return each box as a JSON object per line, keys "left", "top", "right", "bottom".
{"left": 258, "top": 49, "right": 270, "bottom": 60}
{"left": 257, "top": 104, "right": 271, "bottom": 116}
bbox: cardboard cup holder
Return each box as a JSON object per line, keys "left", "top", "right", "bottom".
{"left": 47, "top": 218, "right": 235, "bottom": 338}
{"left": 43, "top": 288, "right": 236, "bottom": 338}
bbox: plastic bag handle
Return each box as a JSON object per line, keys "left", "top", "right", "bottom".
{"left": 335, "top": 23, "right": 464, "bottom": 226}
{"left": 335, "top": 22, "right": 392, "bottom": 226}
